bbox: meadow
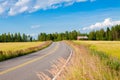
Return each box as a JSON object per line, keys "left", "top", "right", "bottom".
{"left": 0, "top": 42, "right": 42, "bottom": 52}
{"left": 0, "top": 41, "right": 52, "bottom": 61}
{"left": 74, "top": 41, "right": 120, "bottom": 59}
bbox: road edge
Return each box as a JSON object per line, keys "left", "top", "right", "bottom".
{"left": 52, "top": 42, "right": 73, "bottom": 80}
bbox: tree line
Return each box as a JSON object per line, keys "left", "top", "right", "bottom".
{"left": 0, "top": 33, "right": 32, "bottom": 42}
{"left": 0, "top": 25, "right": 120, "bottom": 42}
{"left": 88, "top": 25, "right": 120, "bottom": 40}
{"left": 38, "top": 25, "right": 120, "bottom": 41}
{"left": 38, "top": 30, "right": 87, "bottom": 41}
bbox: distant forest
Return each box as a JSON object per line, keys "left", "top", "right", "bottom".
{"left": 38, "top": 30, "right": 86, "bottom": 41}
{"left": 0, "top": 25, "right": 120, "bottom": 42}
{"left": 88, "top": 25, "right": 120, "bottom": 40}
{"left": 38, "top": 25, "right": 120, "bottom": 41}
{"left": 0, "top": 33, "right": 32, "bottom": 42}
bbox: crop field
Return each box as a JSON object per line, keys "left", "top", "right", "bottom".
{"left": 0, "top": 42, "right": 42, "bottom": 52}
{"left": 74, "top": 41, "right": 120, "bottom": 59}
{"left": 0, "top": 41, "right": 52, "bottom": 61}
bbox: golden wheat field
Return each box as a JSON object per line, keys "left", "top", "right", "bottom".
{"left": 0, "top": 41, "right": 52, "bottom": 61}
{"left": 74, "top": 41, "right": 120, "bottom": 59}
{"left": 0, "top": 42, "right": 42, "bottom": 52}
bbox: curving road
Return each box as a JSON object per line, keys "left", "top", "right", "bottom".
{"left": 0, "top": 42, "right": 72, "bottom": 80}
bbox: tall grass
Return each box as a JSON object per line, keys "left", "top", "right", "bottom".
{"left": 38, "top": 41, "right": 120, "bottom": 80}
{"left": 60, "top": 41, "right": 120, "bottom": 80}
{"left": 74, "top": 41, "right": 120, "bottom": 71}
{"left": 0, "top": 41, "right": 52, "bottom": 61}
{"left": 91, "top": 50, "right": 120, "bottom": 71}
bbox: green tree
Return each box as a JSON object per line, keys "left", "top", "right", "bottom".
{"left": 89, "top": 31, "right": 96, "bottom": 40}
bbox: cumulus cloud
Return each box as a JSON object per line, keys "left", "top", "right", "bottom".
{"left": 82, "top": 18, "right": 120, "bottom": 30}
{"left": 0, "top": 0, "right": 93, "bottom": 16}
{"left": 31, "top": 25, "right": 41, "bottom": 29}
{"left": 0, "top": 1, "right": 9, "bottom": 14}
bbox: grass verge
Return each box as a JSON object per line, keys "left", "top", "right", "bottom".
{"left": 59, "top": 41, "right": 120, "bottom": 80}
{"left": 91, "top": 49, "right": 120, "bottom": 71}
{"left": 73, "top": 41, "right": 120, "bottom": 71}
{"left": 37, "top": 41, "right": 120, "bottom": 80}
{"left": 0, "top": 41, "right": 52, "bottom": 61}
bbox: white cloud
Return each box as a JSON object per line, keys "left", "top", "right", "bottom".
{"left": 82, "top": 18, "right": 120, "bottom": 30}
{"left": 0, "top": 0, "right": 92, "bottom": 16}
{"left": 8, "top": 0, "right": 31, "bottom": 16}
{"left": 31, "top": 25, "right": 41, "bottom": 29}
{"left": 0, "top": 1, "right": 9, "bottom": 14}
{"left": 76, "top": 0, "right": 87, "bottom": 2}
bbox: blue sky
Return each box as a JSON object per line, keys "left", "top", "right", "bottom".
{"left": 0, "top": 0, "right": 120, "bottom": 37}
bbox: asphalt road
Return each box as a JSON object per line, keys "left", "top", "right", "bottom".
{"left": 0, "top": 42, "right": 72, "bottom": 80}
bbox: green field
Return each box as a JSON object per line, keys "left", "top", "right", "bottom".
{"left": 74, "top": 41, "right": 120, "bottom": 59}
